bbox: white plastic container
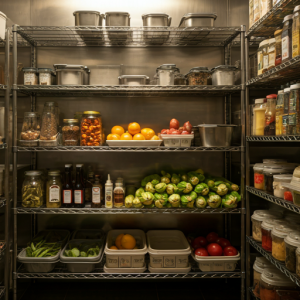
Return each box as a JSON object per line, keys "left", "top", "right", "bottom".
{"left": 106, "top": 140, "right": 162, "bottom": 147}
{"left": 105, "top": 229, "right": 147, "bottom": 269}
{"left": 160, "top": 134, "right": 194, "bottom": 148}
{"left": 104, "top": 264, "right": 147, "bottom": 273}
{"left": 0, "top": 12, "right": 7, "bottom": 40}
{"left": 147, "top": 230, "right": 191, "bottom": 269}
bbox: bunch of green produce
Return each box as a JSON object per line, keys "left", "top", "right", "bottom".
{"left": 64, "top": 242, "right": 100, "bottom": 258}
{"left": 25, "top": 240, "right": 61, "bottom": 257}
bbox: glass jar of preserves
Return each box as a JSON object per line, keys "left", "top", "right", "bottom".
{"left": 253, "top": 98, "right": 266, "bottom": 135}
{"left": 46, "top": 170, "right": 62, "bottom": 208}
{"left": 282, "top": 15, "right": 293, "bottom": 63}
{"left": 260, "top": 268, "right": 299, "bottom": 300}
{"left": 40, "top": 102, "right": 59, "bottom": 141}
{"left": 276, "top": 90, "right": 284, "bottom": 135}
{"left": 186, "top": 67, "right": 211, "bottom": 86}
{"left": 268, "top": 38, "right": 276, "bottom": 69}
{"left": 22, "top": 67, "right": 38, "bottom": 85}
{"left": 22, "top": 171, "right": 44, "bottom": 208}
{"left": 258, "top": 40, "right": 269, "bottom": 75}
{"left": 274, "top": 28, "right": 283, "bottom": 65}
{"left": 293, "top": 6, "right": 300, "bottom": 58}
{"left": 254, "top": 163, "right": 265, "bottom": 190}
{"left": 80, "top": 111, "right": 103, "bottom": 146}
{"left": 284, "top": 230, "right": 300, "bottom": 273}
{"left": 261, "top": 219, "right": 285, "bottom": 252}
{"left": 264, "top": 94, "right": 276, "bottom": 136}
{"left": 273, "top": 174, "right": 293, "bottom": 198}
{"left": 288, "top": 83, "right": 300, "bottom": 135}
{"left": 253, "top": 257, "right": 273, "bottom": 297}
{"left": 62, "top": 119, "right": 80, "bottom": 146}
{"left": 20, "top": 112, "right": 40, "bottom": 141}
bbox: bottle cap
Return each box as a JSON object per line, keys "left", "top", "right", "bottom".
{"left": 76, "top": 164, "right": 84, "bottom": 168}
{"left": 65, "top": 164, "right": 72, "bottom": 168}
{"left": 106, "top": 174, "right": 112, "bottom": 184}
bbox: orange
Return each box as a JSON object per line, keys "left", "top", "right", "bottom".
{"left": 115, "top": 234, "right": 125, "bottom": 249}
{"left": 150, "top": 135, "right": 160, "bottom": 140}
{"left": 107, "top": 133, "right": 120, "bottom": 140}
{"left": 133, "top": 133, "right": 145, "bottom": 140}
{"left": 120, "top": 132, "right": 133, "bottom": 140}
{"left": 110, "top": 246, "right": 118, "bottom": 250}
{"left": 121, "top": 234, "right": 136, "bottom": 249}
{"left": 141, "top": 128, "right": 155, "bottom": 140}
{"left": 128, "top": 122, "right": 141, "bottom": 135}
{"left": 111, "top": 125, "right": 125, "bottom": 136}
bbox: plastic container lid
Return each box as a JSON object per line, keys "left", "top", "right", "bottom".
{"left": 284, "top": 230, "right": 300, "bottom": 247}
{"left": 76, "top": 164, "right": 84, "bottom": 167}
{"left": 263, "top": 164, "right": 294, "bottom": 174}
{"left": 24, "top": 170, "right": 42, "bottom": 176}
{"left": 294, "top": 5, "right": 300, "bottom": 13}
{"left": 24, "top": 112, "right": 39, "bottom": 118}
{"left": 273, "top": 174, "right": 292, "bottom": 183}
{"left": 157, "top": 64, "right": 177, "bottom": 70}
{"left": 284, "top": 88, "right": 291, "bottom": 93}
{"left": 63, "top": 119, "right": 78, "bottom": 124}
{"left": 290, "top": 83, "right": 300, "bottom": 90}
{"left": 253, "top": 163, "right": 265, "bottom": 171}
{"left": 263, "top": 159, "right": 287, "bottom": 164}
{"left": 211, "top": 65, "right": 237, "bottom": 71}
{"left": 272, "top": 223, "right": 297, "bottom": 238}
{"left": 255, "top": 98, "right": 265, "bottom": 104}
{"left": 253, "top": 257, "right": 273, "bottom": 274}
{"left": 22, "top": 67, "right": 38, "bottom": 72}
{"left": 73, "top": 10, "right": 101, "bottom": 15}
{"left": 266, "top": 94, "right": 277, "bottom": 99}
{"left": 38, "top": 68, "right": 53, "bottom": 73}
{"left": 261, "top": 268, "right": 297, "bottom": 287}
{"left": 251, "top": 210, "right": 282, "bottom": 222}
{"left": 261, "top": 218, "right": 285, "bottom": 231}
{"left": 65, "top": 164, "right": 72, "bottom": 168}
{"left": 278, "top": 90, "right": 284, "bottom": 95}
{"left": 283, "top": 14, "right": 294, "bottom": 23}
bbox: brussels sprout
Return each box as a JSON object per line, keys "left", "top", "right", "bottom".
{"left": 181, "top": 174, "right": 188, "bottom": 182}
{"left": 161, "top": 176, "right": 170, "bottom": 184}
{"left": 154, "top": 193, "right": 168, "bottom": 201}
{"left": 186, "top": 200, "right": 195, "bottom": 208}
{"left": 188, "top": 176, "right": 199, "bottom": 186}
{"left": 151, "top": 179, "right": 160, "bottom": 186}
{"left": 207, "top": 194, "right": 222, "bottom": 208}
{"left": 171, "top": 174, "right": 180, "bottom": 184}
{"left": 173, "top": 185, "right": 180, "bottom": 194}
{"left": 183, "top": 183, "right": 193, "bottom": 194}
{"left": 161, "top": 170, "right": 171, "bottom": 178}
{"left": 206, "top": 179, "right": 215, "bottom": 189}
{"left": 166, "top": 184, "right": 175, "bottom": 195}
{"left": 177, "top": 181, "right": 187, "bottom": 192}
{"left": 181, "top": 191, "right": 197, "bottom": 205}
{"left": 196, "top": 196, "right": 207, "bottom": 208}
{"left": 143, "top": 200, "right": 154, "bottom": 206}
{"left": 155, "top": 183, "right": 167, "bottom": 193}
{"left": 224, "top": 182, "right": 232, "bottom": 191}
{"left": 168, "top": 194, "right": 180, "bottom": 207}
{"left": 216, "top": 183, "right": 228, "bottom": 196}
{"left": 132, "top": 197, "right": 143, "bottom": 208}
{"left": 194, "top": 183, "right": 208, "bottom": 194}
{"left": 125, "top": 195, "right": 134, "bottom": 208}
{"left": 135, "top": 188, "right": 145, "bottom": 198}
{"left": 222, "top": 194, "right": 237, "bottom": 208}
{"left": 145, "top": 182, "right": 156, "bottom": 193}
{"left": 209, "top": 191, "right": 216, "bottom": 196}
{"left": 231, "top": 184, "right": 239, "bottom": 192}
{"left": 155, "top": 200, "right": 165, "bottom": 208}
{"left": 214, "top": 181, "right": 224, "bottom": 186}
{"left": 144, "top": 203, "right": 155, "bottom": 208}
{"left": 230, "top": 191, "right": 241, "bottom": 202}
{"left": 141, "top": 192, "right": 154, "bottom": 203}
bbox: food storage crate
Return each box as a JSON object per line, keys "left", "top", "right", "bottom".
{"left": 160, "top": 134, "right": 194, "bottom": 148}
{"left": 104, "top": 229, "right": 147, "bottom": 269}
{"left": 147, "top": 230, "right": 191, "bottom": 271}
{"left": 192, "top": 251, "right": 240, "bottom": 272}
{"left": 71, "top": 229, "right": 105, "bottom": 240}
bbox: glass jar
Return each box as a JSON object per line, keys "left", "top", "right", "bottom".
{"left": 254, "top": 163, "right": 265, "bottom": 190}
{"left": 22, "top": 170, "right": 44, "bottom": 208}
{"left": 271, "top": 224, "right": 297, "bottom": 261}
{"left": 254, "top": 0, "right": 260, "bottom": 23}
{"left": 38, "top": 68, "right": 55, "bottom": 85}
{"left": 268, "top": 38, "right": 276, "bottom": 69}
{"left": 284, "top": 230, "right": 300, "bottom": 272}
{"left": 282, "top": 15, "right": 293, "bottom": 63}
{"left": 174, "top": 74, "right": 186, "bottom": 85}
{"left": 186, "top": 67, "right": 211, "bottom": 86}
{"left": 258, "top": 40, "right": 269, "bottom": 75}
{"left": 114, "top": 182, "right": 125, "bottom": 208}
{"left": 264, "top": 95, "right": 276, "bottom": 136}
{"left": 253, "top": 98, "right": 266, "bottom": 135}
{"left": 276, "top": 90, "right": 284, "bottom": 135}
{"left": 293, "top": 6, "right": 300, "bottom": 58}
{"left": 40, "top": 102, "right": 59, "bottom": 141}
{"left": 260, "top": 268, "right": 299, "bottom": 300}
{"left": 253, "top": 257, "right": 273, "bottom": 298}
{"left": 274, "top": 28, "right": 283, "bottom": 66}
{"left": 288, "top": 83, "right": 300, "bottom": 135}
{"left": 62, "top": 119, "right": 80, "bottom": 146}
{"left": 273, "top": 174, "right": 293, "bottom": 198}
{"left": 20, "top": 112, "right": 40, "bottom": 140}
{"left": 263, "top": 39, "right": 270, "bottom": 73}
{"left": 261, "top": 219, "right": 285, "bottom": 252}
{"left": 22, "top": 67, "right": 38, "bottom": 85}
{"left": 46, "top": 170, "right": 62, "bottom": 208}
{"left": 80, "top": 111, "right": 103, "bottom": 146}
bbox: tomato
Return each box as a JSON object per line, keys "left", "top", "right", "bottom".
{"left": 206, "top": 232, "right": 219, "bottom": 243}
{"left": 195, "top": 247, "right": 208, "bottom": 257}
{"left": 216, "top": 238, "right": 231, "bottom": 249}
{"left": 207, "top": 243, "right": 223, "bottom": 256}
{"left": 161, "top": 129, "right": 169, "bottom": 134}
{"left": 284, "top": 191, "right": 293, "bottom": 202}
{"left": 170, "top": 119, "right": 180, "bottom": 129}
{"left": 223, "top": 246, "right": 238, "bottom": 256}
{"left": 192, "top": 236, "right": 208, "bottom": 250}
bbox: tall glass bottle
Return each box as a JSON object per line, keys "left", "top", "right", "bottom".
{"left": 114, "top": 182, "right": 125, "bottom": 208}
{"left": 264, "top": 94, "right": 277, "bottom": 136}
{"left": 92, "top": 175, "right": 102, "bottom": 208}
{"left": 46, "top": 170, "right": 62, "bottom": 208}
{"left": 74, "top": 164, "right": 85, "bottom": 208}
{"left": 62, "top": 164, "right": 73, "bottom": 208}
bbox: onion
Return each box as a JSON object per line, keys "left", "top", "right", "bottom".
{"left": 161, "top": 129, "right": 168, "bottom": 134}
{"left": 178, "top": 127, "right": 184, "bottom": 133}
{"left": 171, "top": 130, "right": 181, "bottom": 134}
{"left": 183, "top": 121, "right": 192, "bottom": 133}
{"left": 170, "top": 119, "right": 180, "bottom": 129}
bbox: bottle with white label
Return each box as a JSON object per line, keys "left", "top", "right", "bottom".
{"left": 62, "top": 164, "right": 73, "bottom": 208}
{"left": 46, "top": 170, "right": 62, "bottom": 208}
{"left": 105, "top": 174, "right": 113, "bottom": 208}
{"left": 281, "top": 14, "right": 293, "bottom": 64}
{"left": 74, "top": 164, "right": 85, "bottom": 208}
{"left": 92, "top": 175, "right": 102, "bottom": 208}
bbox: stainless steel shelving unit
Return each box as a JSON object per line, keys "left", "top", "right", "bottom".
{"left": 246, "top": 135, "right": 300, "bottom": 142}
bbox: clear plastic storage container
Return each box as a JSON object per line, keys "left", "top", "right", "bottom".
{"left": 253, "top": 163, "right": 265, "bottom": 190}
{"left": 155, "top": 64, "right": 179, "bottom": 86}
{"left": 284, "top": 230, "right": 300, "bottom": 273}
{"left": 273, "top": 174, "right": 292, "bottom": 198}
{"left": 38, "top": 68, "right": 55, "bottom": 85}
{"left": 253, "top": 257, "right": 273, "bottom": 298}
{"left": 211, "top": 65, "right": 237, "bottom": 85}
{"left": 160, "top": 134, "right": 194, "bottom": 148}
{"left": 261, "top": 218, "right": 284, "bottom": 252}
{"left": 40, "top": 102, "right": 59, "bottom": 141}
{"left": 22, "top": 67, "right": 38, "bottom": 85}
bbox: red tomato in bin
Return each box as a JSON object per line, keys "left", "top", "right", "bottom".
{"left": 206, "top": 232, "right": 219, "bottom": 243}
{"left": 284, "top": 191, "right": 293, "bottom": 202}
{"left": 216, "top": 238, "right": 231, "bottom": 249}
{"left": 223, "top": 246, "right": 238, "bottom": 256}
{"left": 207, "top": 243, "right": 223, "bottom": 256}
{"left": 195, "top": 247, "right": 209, "bottom": 257}
{"left": 192, "top": 236, "right": 208, "bottom": 250}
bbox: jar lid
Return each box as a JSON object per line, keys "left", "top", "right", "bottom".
{"left": 273, "top": 174, "right": 293, "bottom": 182}
{"left": 272, "top": 223, "right": 297, "bottom": 238}
{"left": 263, "top": 159, "right": 287, "bottom": 164}
{"left": 76, "top": 164, "right": 84, "bottom": 168}
{"left": 211, "top": 65, "right": 237, "bottom": 71}
{"left": 253, "top": 163, "right": 265, "bottom": 171}
{"left": 283, "top": 14, "right": 294, "bottom": 23}
{"left": 264, "top": 165, "right": 295, "bottom": 174}
{"left": 188, "top": 67, "right": 210, "bottom": 73}
{"left": 266, "top": 94, "right": 277, "bottom": 99}
{"left": 63, "top": 119, "right": 79, "bottom": 124}
{"left": 24, "top": 170, "right": 42, "bottom": 176}
{"left": 261, "top": 218, "right": 283, "bottom": 230}
{"left": 83, "top": 111, "right": 101, "bottom": 115}
{"left": 253, "top": 257, "right": 273, "bottom": 274}
{"left": 294, "top": 5, "right": 300, "bottom": 13}
{"left": 38, "top": 68, "right": 53, "bottom": 73}
{"left": 274, "top": 29, "right": 283, "bottom": 35}
{"left": 261, "top": 268, "right": 297, "bottom": 287}
{"left": 284, "top": 88, "right": 291, "bottom": 93}
{"left": 157, "top": 64, "right": 177, "bottom": 70}
{"left": 284, "top": 230, "right": 300, "bottom": 247}
{"left": 22, "top": 67, "right": 38, "bottom": 72}
{"left": 290, "top": 83, "right": 300, "bottom": 90}
{"left": 24, "top": 112, "right": 39, "bottom": 118}
{"left": 259, "top": 39, "right": 269, "bottom": 47}
{"left": 48, "top": 170, "right": 60, "bottom": 176}
{"left": 278, "top": 90, "right": 284, "bottom": 95}
{"left": 251, "top": 210, "right": 282, "bottom": 222}
{"left": 255, "top": 98, "right": 265, "bottom": 104}
{"left": 65, "top": 164, "right": 72, "bottom": 168}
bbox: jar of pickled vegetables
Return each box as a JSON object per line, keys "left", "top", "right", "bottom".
{"left": 253, "top": 257, "right": 273, "bottom": 298}
{"left": 22, "top": 171, "right": 44, "bottom": 207}
{"left": 80, "top": 111, "right": 103, "bottom": 146}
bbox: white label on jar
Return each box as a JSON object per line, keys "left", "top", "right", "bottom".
{"left": 74, "top": 190, "right": 83, "bottom": 204}
{"left": 49, "top": 185, "right": 60, "bottom": 202}
{"left": 263, "top": 54, "right": 269, "bottom": 69}
{"left": 92, "top": 187, "right": 101, "bottom": 203}
{"left": 63, "top": 190, "right": 72, "bottom": 204}
{"left": 24, "top": 73, "right": 38, "bottom": 85}
{"left": 39, "top": 73, "right": 51, "bottom": 85}
{"left": 282, "top": 36, "right": 289, "bottom": 60}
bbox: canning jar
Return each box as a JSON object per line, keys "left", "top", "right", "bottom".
{"left": 174, "top": 74, "right": 186, "bottom": 85}
{"left": 268, "top": 38, "right": 276, "bottom": 69}
{"left": 273, "top": 174, "right": 292, "bottom": 198}
{"left": 186, "top": 67, "right": 211, "bottom": 86}
{"left": 253, "top": 257, "right": 273, "bottom": 298}
{"left": 282, "top": 15, "right": 293, "bottom": 63}
{"left": 264, "top": 94, "right": 276, "bottom": 136}
{"left": 20, "top": 112, "right": 40, "bottom": 141}
{"left": 284, "top": 230, "right": 300, "bottom": 272}
{"left": 156, "top": 64, "right": 178, "bottom": 86}
{"left": 40, "top": 102, "right": 59, "bottom": 141}
{"left": 22, "top": 170, "right": 44, "bottom": 208}
{"left": 276, "top": 90, "right": 284, "bottom": 135}
{"left": 62, "top": 119, "right": 80, "bottom": 146}
{"left": 274, "top": 28, "right": 283, "bottom": 65}
{"left": 253, "top": 98, "right": 266, "bottom": 135}
{"left": 262, "top": 219, "right": 284, "bottom": 251}
{"left": 260, "top": 267, "right": 299, "bottom": 300}
{"left": 22, "top": 67, "right": 38, "bottom": 85}
{"left": 46, "top": 170, "right": 62, "bottom": 208}
{"left": 288, "top": 83, "right": 300, "bottom": 135}
{"left": 38, "top": 68, "right": 55, "bottom": 85}
{"left": 254, "top": 163, "right": 265, "bottom": 190}
{"left": 80, "top": 111, "right": 103, "bottom": 146}
{"left": 271, "top": 223, "right": 297, "bottom": 261}
{"left": 293, "top": 6, "right": 300, "bottom": 58}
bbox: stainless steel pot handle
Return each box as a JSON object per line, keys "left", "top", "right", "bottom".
{"left": 168, "top": 17, "right": 172, "bottom": 26}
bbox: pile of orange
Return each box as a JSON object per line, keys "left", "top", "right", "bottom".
{"left": 109, "top": 234, "right": 138, "bottom": 250}
{"left": 107, "top": 123, "right": 159, "bottom": 141}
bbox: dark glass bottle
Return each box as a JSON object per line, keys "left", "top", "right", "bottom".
{"left": 91, "top": 175, "right": 102, "bottom": 208}
{"left": 74, "top": 165, "right": 85, "bottom": 208}
{"left": 62, "top": 164, "right": 73, "bottom": 208}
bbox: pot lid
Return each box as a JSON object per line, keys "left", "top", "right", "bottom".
{"left": 261, "top": 268, "right": 297, "bottom": 287}
{"left": 272, "top": 223, "right": 297, "bottom": 238}
{"left": 187, "top": 67, "right": 210, "bottom": 73}
{"left": 261, "top": 218, "right": 285, "bottom": 231}
{"left": 22, "top": 67, "right": 38, "bottom": 72}
{"left": 119, "top": 75, "right": 149, "bottom": 79}
{"left": 290, "top": 83, "right": 300, "bottom": 90}
{"left": 53, "top": 64, "right": 85, "bottom": 70}
{"left": 253, "top": 257, "right": 273, "bottom": 274}
{"left": 273, "top": 174, "right": 293, "bottom": 182}
{"left": 211, "top": 65, "right": 237, "bottom": 71}
{"left": 284, "top": 230, "right": 300, "bottom": 247}
{"left": 25, "top": 170, "right": 43, "bottom": 176}
{"left": 251, "top": 210, "right": 282, "bottom": 222}
{"left": 263, "top": 159, "right": 287, "bottom": 164}
{"left": 283, "top": 14, "right": 293, "bottom": 23}
{"left": 73, "top": 11, "right": 101, "bottom": 15}
{"left": 48, "top": 170, "right": 60, "bottom": 176}
{"left": 179, "top": 13, "right": 217, "bottom": 27}
{"left": 142, "top": 13, "right": 170, "bottom": 19}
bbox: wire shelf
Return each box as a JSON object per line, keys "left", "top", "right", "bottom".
{"left": 0, "top": 288, "right": 4, "bottom": 300}
{"left": 16, "top": 26, "right": 241, "bottom": 47}
{"left": 247, "top": 236, "right": 300, "bottom": 287}
{"left": 247, "top": 186, "right": 300, "bottom": 214}
{"left": 247, "top": 135, "right": 300, "bottom": 142}
{"left": 17, "top": 85, "right": 242, "bottom": 97}
{"left": 247, "top": 55, "right": 300, "bottom": 87}
{"left": 15, "top": 206, "right": 242, "bottom": 214}
{"left": 17, "top": 146, "right": 242, "bottom": 152}
{"left": 247, "top": 0, "right": 300, "bottom": 37}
